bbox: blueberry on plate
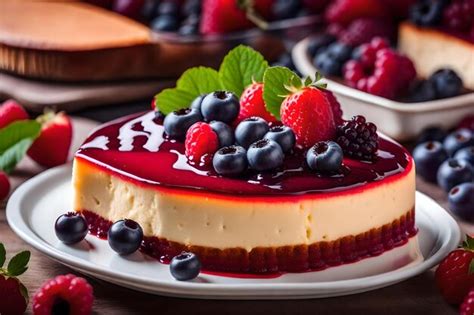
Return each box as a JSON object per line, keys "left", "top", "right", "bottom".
{"left": 247, "top": 139, "right": 284, "bottom": 172}
{"left": 108, "top": 219, "right": 144, "bottom": 255}
{"left": 416, "top": 126, "right": 447, "bottom": 144}
{"left": 163, "top": 108, "right": 202, "bottom": 139}
{"left": 190, "top": 94, "right": 206, "bottom": 111}
{"left": 443, "top": 128, "right": 474, "bottom": 156}
{"left": 170, "top": 252, "right": 201, "bottom": 281}
{"left": 307, "top": 34, "right": 337, "bottom": 58}
{"left": 314, "top": 52, "right": 343, "bottom": 76}
{"left": 408, "top": 80, "right": 437, "bottom": 103}
{"left": 430, "top": 69, "right": 463, "bottom": 99}
{"left": 235, "top": 117, "right": 269, "bottom": 148}
{"left": 55, "top": 212, "right": 88, "bottom": 245}
{"left": 263, "top": 126, "right": 296, "bottom": 153}
{"left": 213, "top": 145, "right": 248, "bottom": 176}
{"left": 306, "top": 141, "right": 343, "bottom": 173}
{"left": 210, "top": 121, "right": 234, "bottom": 147}
{"left": 151, "top": 15, "right": 180, "bottom": 32}
{"left": 325, "top": 42, "right": 353, "bottom": 62}
{"left": 409, "top": 0, "right": 446, "bottom": 26}
{"left": 448, "top": 183, "right": 474, "bottom": 222}
{"left": 454, "top": 146, "right": 474, "bottom": 165}
{"left": 412, "top": 141, "right": 448, "bottom": 182}
{"left": 436, "top": 158, "right": 474, "bottom": 192}
{"left": 200, "top": 91, "right": 240, "bottom": 123}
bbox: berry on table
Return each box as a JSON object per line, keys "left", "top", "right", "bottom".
{"left": 107, "top": 219, "right": 144, "bottom": 255}
{"left": 209, "top": 121, "right": 234, "bottom": 148}
{"left": 212, "top": 145, "right": 248, "bottom": 176}
{"left": 429, "top": 69, "right": 463, "bottom": 99}
{"left": 443, "top": 128, "right": 474, "bottom": 156}
{"left": 0, "top": 171, "right": 10, "bottom": 201}
{"left": 336, "top": 115, "right": 379, "bottom": 161}
{"left": 412, "top": 141, "right": 448, "bottom": 182}
{"left": 409, "top": 0, "right": 446, "bottom": 26}
{"left": 33, "top": 274, "right": 94, "bottom": 315}
{"left": 170, "top": 252, "right": 201, "bottom": 281}
{"left": 185, "top": 122, "right": 219, "bottom": 166}
{"left": 238, "top": 83, "right": 277, "bottom": 124}
{"left": 163, "top": 108, "right": 202, "bottom": 139}
{"left": 55, "top": 212, "right": 89, "bottom": 245}
{"left": 436, "top": 158, "right": 474, "bottom": 192}
{"left": 247, "top": 139, "right": 284, "bottom": 172}
{"left": 306, "top": 141, "right": 343, "bottom": 173}
{"left": 449, "top": 183, "right": 474, "bottom": 222}
{"left": 264, "top": 125, "right": 296, "bottom": 153}
{"left": 201, "top": 91, "right": 240, "bottom": 123}
{"left": 235, "top": 117, "right": 269, "bottom": 148}
{"left": 435, "top": 236, "right": 474, "bottom": 304}
{"left": 0, "top": 99, "right": 29, "bottom": 129}
{"left": 460, "top": 288, "right": 474, "bottom": 315}
{"left": 455, "top": 146, "right": 474, "bottom": 166}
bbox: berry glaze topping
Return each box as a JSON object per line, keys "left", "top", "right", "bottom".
{"left": 76, "top": 111, "right": 412, "bottom": 200}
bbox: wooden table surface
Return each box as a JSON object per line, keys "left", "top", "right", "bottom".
{"left": 0, "top": 113, "right": 462, "bottom": 315}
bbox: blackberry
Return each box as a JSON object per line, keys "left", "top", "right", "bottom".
{"left": 336, "top": 116, "right": 379, "bottom": 161}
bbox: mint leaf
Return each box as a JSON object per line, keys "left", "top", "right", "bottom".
{"left": 0, "top": 138, "right": 34, "bottom": 173}
{"left": 262, "top": 66, "right": 301, "bottom": 120}
{"left": 0, "top": 120, "right": 41, "bottom": 154}
{"left": 7, "top": 250, "right": 30, "bottom": 277}
{"left": 0, "top": 243, "right": 5, "bottom": 268}
{"left": 219, "top": 45, "right": 268, "bottom": 96}
{"left": 155, "top": 67, "right": 222, "bottom": 114}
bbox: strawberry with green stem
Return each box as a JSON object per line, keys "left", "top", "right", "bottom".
{"left": 0, "top": 243, "right": 30, "bottom": 315}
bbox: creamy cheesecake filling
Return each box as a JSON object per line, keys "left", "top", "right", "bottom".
{"left": 73, "top": 158, "right": 415, "bottom": 251}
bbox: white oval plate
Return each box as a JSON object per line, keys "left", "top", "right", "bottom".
{"left": 291, "top": 37, "right": 474, "bottom": 141}
{"left": 7, "top": 165, "right": 460, "bottom": 299}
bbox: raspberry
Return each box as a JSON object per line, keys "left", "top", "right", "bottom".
{"left": 327, "top": 23, "right": 345, "bottom": 37}
{"left": 321, "top": 90, "right": 344, "bottom": 126}
{"left": 325, "top": 0, "right": 389, "bottom": 25}
{"left": 238, "top": 83, "right": 277, "bottom": 124}
{"left": 339, "top": 18, "right": 395, "bottom": 46}
{"left": 443, "top": 0, "right": 474, "bottom": 32}
{"left": 0, "top": 99, "right": 29, "bottom": 129}
{"left": 185, "top": 122, "right": 219, "bottom": 166}
{"left": 33, "top": 274, "right": 94, "bottom": 315}
{"left": 460, "top": 288, "right": 474, "bottom": 315}
{"left": 336, "top": 115, "right": 379, "bottom": 161}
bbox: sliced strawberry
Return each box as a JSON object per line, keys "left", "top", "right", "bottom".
{"left": 0, "top": 171, "right": 10, "bottom": 201}
{"left": 27, "top": 112, "right": 73, "bottom": 168}
{"left": 238, "top": 83, "right": 278, "bottom": 124}
{"left": 0, "top": 99, "right": 29, "bottom": 129}
{"left": 325, "top": 0, "right": 389, "bottom": 25}
{"left": 185, "top": 122, "right": 219, "bottom": 166}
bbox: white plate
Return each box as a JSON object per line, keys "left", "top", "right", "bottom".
{"left": 7, "top": 165, "right": 460, "bottom": 299}
{"left": 292, "top": 37, "right": 474, "bottom": 141}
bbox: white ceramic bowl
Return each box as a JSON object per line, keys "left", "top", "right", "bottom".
{"left": 292, "top": 37, "right": 474, "bottom": 141}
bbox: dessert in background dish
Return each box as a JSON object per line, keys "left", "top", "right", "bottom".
{"left": 68, "top": 46, "right": 417, "bottom": 274}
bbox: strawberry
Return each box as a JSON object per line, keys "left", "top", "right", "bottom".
{"left": 0, "top": 171, "right": 10, "bottom": 201}
{"left": 0, "top": 244, "right": 30, "bottom": 315}
{"left": 200, "top": 0, "right": 273, "bottom": 35}
{"left": 280, "top": 87, "right": 336, "bottom": 148}
{"left": 320, "top": 89, "right": 344, "bottom": 126}
{"left": 461, "top": 288, "right": 474, "bottom": 315}
{"left": 27, "top": 111, "right": 73, "bottom": 168}
{"left": 436, "top": 236, "right": 474, "bottom": 304}
{"left": 0, "top": 99, "right": 29, "bottom": 129}
{"left": 325, "top": 0, "right": 389, "bottom": 25}
{"left": 185, "top": 122, "right": 219, "bottom": 166}
{"left": 238, "top": 83, "right": 278, "bottom": 124}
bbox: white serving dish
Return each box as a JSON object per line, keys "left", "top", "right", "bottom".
{"left": 292, "top": 37, "right": 474, "bottom": 141}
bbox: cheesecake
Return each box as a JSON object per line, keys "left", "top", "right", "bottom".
{"left": 72, "top": 111, "right": 417, "bottom": 273}
{"left": 398, "top": 22, "right": 474, "bottom": 90}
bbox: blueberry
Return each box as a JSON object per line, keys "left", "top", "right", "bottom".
{"left": 158, "top": 1, "right": 180, "bottom": 16}
{"left": 409, "top": 80, "right": 437, "bottom": 102}
{"left": 55, "top": 212, "right": 88, "bottom": 245}
{"left": 200, "top": 91, "right": 240, "bottom": 123}
{"left": 307, "top": 34, "right": 336, "bottom": 58}
{"left": 212, "top": 145, "right": 248, "bottom": 176}
{"left": 454, "top": 146, "right": 474, "bottom": 166}
{"left": 235, "top": 117, "right": 269, "bottom": 148}
{"left": 314, "top": 52, "right": 342, "bottom": 76}
{"left": 430, "top": 69, "right": 463, "bottom": 99}
{"left": 108, "top": 219, "right": 144, "bottom": 255}
{"left": 190, "top": 94, "right": 205, "bottom": 111}
{"left": 416, "top": 126, "right": 447, "bottom": 144}
{"left": 179, "top": 23, "right": 199, "bottom": 35}
{"left": 413, "top": 141, "right": 448, "bottom": 182}
{"left": 448, "top": 183, "right": 474, "bottom": 222}
{"left": 182, "top": 0, "right": 201, "bottom": 16}
{"left": 141, "top": 0, "right": 160, "bottom": 20}
{"left": 409, "top": 0, "right": 446, "bottom": 26}
{"left": 151, "top": 15, "right": 179, "bottom": 32}
{"left": 263, "top": 126, "right": 295, "bottom": 153}
{"left": 443, "top": 128, "right": 474, "bottom": 156}
{"left": 436, "top": 158, "right": 474, "bottom": 192}
{"left": 306, "top": 141, "right": 343, "bottom": 173}
{"left": 325, "top": 42, "right": 353, "bottom": 62}
{"left": 170, "top": 252, "right": 201, "bottom": 281}
{"left": 272, "top": 0, "right": 302, "bottom": 20}
{"left": 163, "top": 108, "right": 202, "bottom": 139}
{"left": 210, "top": 121, "right": 234, "bottom": 147}
{"left": 247, "top": 139, "right": 284, "bottom": 172}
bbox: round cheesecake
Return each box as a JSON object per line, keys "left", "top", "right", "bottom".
{"left": 72, "top": 111, "right": 417, "bottom": 273}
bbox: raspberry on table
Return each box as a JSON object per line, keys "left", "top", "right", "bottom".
{"left": 336, "top": 115, "right": 379, "bottom": 161}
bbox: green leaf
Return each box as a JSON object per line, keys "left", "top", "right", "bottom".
{"left": 0, "top": 138, "right": 34, "bottom": 173}
{"left": 262, "top": 66, "right": 301, "bottom": 120}
{"left": 0, "top": 243, "right": 5, "bottom": 268}
{"left": 7, "top": 250, "right": 30, "bottom": 277}
{"left": 463, "top": 235, "right": 474, "bottom": 251}
{"left": 0, "top": 120, "right": 41, "bottom": 154}
{"left": 219, "top": 45, "right": 268, "bottom": 96}
{"left": 155, "top": 67, "right": 222, "bottom": 114}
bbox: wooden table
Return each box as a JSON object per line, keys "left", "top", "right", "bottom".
{"left": 0, "top": 114, "right": 461, "bottom": 315}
